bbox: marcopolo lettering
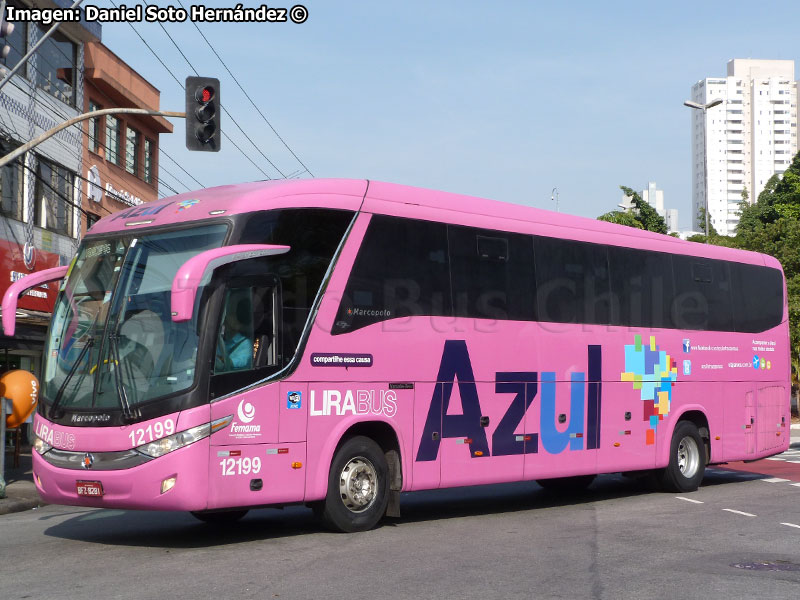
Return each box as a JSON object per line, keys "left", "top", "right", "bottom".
{"left": 416, "top": 340, "right": 602, "bottom": 461}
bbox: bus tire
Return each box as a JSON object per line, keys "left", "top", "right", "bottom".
{"left": 191, "top": 509, "right": 249, "bottom": 524}
{"left": 536, "top": 475, "right": 596, "bottom": 493}
{"left": 319, "top": 436, "right": 389, "bottom": 533}
{"left": 658, "top": 421, "right": 705, "bottom": 493}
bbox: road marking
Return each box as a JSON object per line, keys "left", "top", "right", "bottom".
{"left": 781, "top": 523, "right": 800, "bottom": 529}
{"left": 723, "top": 509, "right": 756, "bottom": 517}
{"left": 762, "top": 477, "right": 791, "bottom": 483}
{"left": 788, "top": 461, "right": 800, "bottom": 464}
{"left": 676, "top": 497, "right": 704, "bottom": 504}
{"left": 792, "top": 483, "right": 800, "bottom": 488}
{"left": 766, "top": 457, "right": 786, "bottom": 461}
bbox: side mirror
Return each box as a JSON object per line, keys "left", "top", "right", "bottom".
{"left": 2, "top": 266, "right": 69, "bottom": 336}
{"left": 171, "top": 244, "right": 290, "bottom": 322}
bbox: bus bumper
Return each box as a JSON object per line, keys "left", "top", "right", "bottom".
{"left": 32, "top": 439, "right": 210, "bottom": 512}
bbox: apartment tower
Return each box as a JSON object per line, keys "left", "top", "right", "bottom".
{"left": 690, "top": 59, "right": 798, "bottom": 236}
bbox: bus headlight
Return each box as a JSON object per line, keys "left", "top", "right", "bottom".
{"left": 136, "top": 416, "right": 232, "bottom": 458}
{"left": 33, "top": 435, "right": 52, "bottom": 455}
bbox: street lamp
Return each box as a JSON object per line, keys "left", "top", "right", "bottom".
{"left": 683, "top": 98, "right": 723, "bottom": 242}
{"left": 551, "top": 187, "right": 559, "bottom": 212}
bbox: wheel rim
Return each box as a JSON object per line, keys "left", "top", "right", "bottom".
{"left": 677, "top": 435, "right": 700, "bottom": 479}
{"left": 338, "top": 456, "right": 378, "bottom": 513}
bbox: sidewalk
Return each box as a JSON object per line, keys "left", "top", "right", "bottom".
{"left": 0, "top": 448, "right": 44, "bottom": 516}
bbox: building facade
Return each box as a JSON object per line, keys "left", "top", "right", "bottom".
{"left": 690, "top": 59, "right": 798, "bottom": 236}
{"left": 0, "top": 3, "right": 170, "bottom": 377}
{"left": 81, "top": 42, "right": 172, "bottom": 234}
{"left": 619, "top": 182, "right": 680, "bottom": 234}
{"left": 0, "top": 0, "right": 101, "bottom": 372}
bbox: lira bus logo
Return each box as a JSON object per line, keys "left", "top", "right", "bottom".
{"left": 416, "top": 341, "right": 602, "bottom": 461}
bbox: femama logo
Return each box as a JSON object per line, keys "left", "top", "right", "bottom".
{"left": 237, "top": 400, "right": 256, "bottom": 423}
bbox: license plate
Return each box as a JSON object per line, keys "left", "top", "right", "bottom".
{"left": 76, "top": 481, "right": 104, "bottom": 497}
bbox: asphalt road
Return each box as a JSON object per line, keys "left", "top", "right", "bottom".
{"left": 2, "top": 451, "right": 800, "bottom": 600}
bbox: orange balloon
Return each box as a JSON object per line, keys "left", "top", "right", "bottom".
{"left": 1, "top": 370, "right": 39, "bottom": 429}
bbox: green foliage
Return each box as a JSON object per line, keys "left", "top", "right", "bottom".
{"left": 723, "top": 151, "right": 800, "bottom": 367}
{"left": 598, "top": 210, "right": 644, "bottom": 229}
{"left": 619, "top": 186, "right": 668, "bottom": 234}
{"left": 599, "top": 186, "right": 668, "bottom": 234}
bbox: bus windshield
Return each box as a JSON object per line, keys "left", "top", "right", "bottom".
{"left": 42, "top": 224, "right": 228, "bottom": 414}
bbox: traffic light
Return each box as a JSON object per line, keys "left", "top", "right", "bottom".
{"left": 0, "top": 16, "right": 14, "bottom": 77}
{"left": 185, "top": 76, "right": 220, "bottom": 152}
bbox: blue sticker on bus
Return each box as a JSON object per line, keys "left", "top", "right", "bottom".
{"left": 287, "top": 391, "right": 301, "bottom": 409}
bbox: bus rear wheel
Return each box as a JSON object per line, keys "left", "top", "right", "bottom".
{"left": 318, "top": 436, "right": 389, "bottom": 533}
{"left": 657, "top": 421, "right": 705, "bottom": 493}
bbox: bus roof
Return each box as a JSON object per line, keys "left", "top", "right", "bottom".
{"left": 87, "top": 178, "right": 778, "bottom": 269}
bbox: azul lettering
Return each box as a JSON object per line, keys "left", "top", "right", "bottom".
{"left": 416, "top": 340, "right": 602, "bottom": 461}
{"left": 112, "top": 202, "right": 173, "bottom": 221}
{"left": 310, "top": 389, "right": 397, "bottom": 417}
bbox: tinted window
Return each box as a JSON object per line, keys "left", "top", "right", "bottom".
{"left": 672, "top": 256, "right": 733, "bottom": 331}
{"left": 449, "top": 225, "right": 535, "bottom": 321}
{"left": 732, "top": 263, "right": 784, "bottom": 332}
{"left": 333, "top": 216, "right": 451, "bottom": 334}
{"left": 238, "top": 208, "right": 354, "bottom": 353}
{"left": 534, "top": 237, "right": 611, "bottom": 324}
{"left": 608, "top": 247, "right": 674, "bottom": 328}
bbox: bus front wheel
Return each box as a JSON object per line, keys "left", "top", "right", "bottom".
{"left": 657, "top": 421, "right": 705, "bottom": 493}
{"left": 318, "top": 436, "right": 389, "bottom": 533}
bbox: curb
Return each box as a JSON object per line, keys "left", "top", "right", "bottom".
{"left": 0, "top": 497, "right": 44, "bottom": 516}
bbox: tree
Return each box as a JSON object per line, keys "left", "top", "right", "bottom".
{"left": 598, "top": 210, "right": 644, "bottom": 229}
{"left": 597, "top": 186, "right": 668, "bottom": 234}
{"left": 619, "top": 186, "right": 668, "bottom": 234}
{"left": 732, "top": 151, "right": 800, "bottom": 396}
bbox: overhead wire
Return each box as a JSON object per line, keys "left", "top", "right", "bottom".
{"left": 174, "top": 0, "right": 313, "bottom": 178}
{"left": 18, "top": 20, "right": 203, "bottom": 193}
{"left": 149, "top": 0, "right": 288, "bottom": 178}
{"left": 107, "top": 0, "right": 277, "bottom": 180}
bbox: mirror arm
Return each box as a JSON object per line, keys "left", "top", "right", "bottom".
{"left": 171, "top": 244, "right": 290, "bottom": 322}
{"left": 2, "top": 265, "right": 69, "bottom": 336}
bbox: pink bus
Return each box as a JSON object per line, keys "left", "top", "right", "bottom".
{"left": 3, "top": 179, "right": 790, "bottom": 532}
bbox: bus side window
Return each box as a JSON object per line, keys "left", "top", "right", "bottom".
{"left": 448, "top": 225, "right": 536, "bottom": 321}
{"left": 214, "top": 289, "right": 255, "bottom": 374}
{"left": 731, "top": 263, "right": 783, "bottom": 333}
{"left": 214, "top": 280, "right": 281, "bottom": 376}
{"left": 672, "top": 256, "right": 733, "bottom": 331}
{"left": 608, "top": 246, "right": 674, "bottom": 328}
{"left": 534, "top": 236, "right": 611, "bottom": 325}
{"left": 334, "top": 216, "right": 452, "bottom": 334}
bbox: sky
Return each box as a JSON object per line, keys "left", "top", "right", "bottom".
{"left": 98, "top": 0, "right": 800, "bottom": 230}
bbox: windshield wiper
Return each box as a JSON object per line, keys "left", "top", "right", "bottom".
{"left": 49, "top": 338, "right": 93, "bottom": 420}
{"left": 107, "top": 333, "right": 140, "bottom": 423}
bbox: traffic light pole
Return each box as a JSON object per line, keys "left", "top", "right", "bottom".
{"left": 0, "top": 107, "right": 186, "bottom": 169}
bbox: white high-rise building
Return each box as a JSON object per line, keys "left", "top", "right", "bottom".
{"left": 690, "top": 59, "right": 798, "bottom": 236}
